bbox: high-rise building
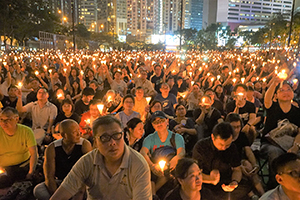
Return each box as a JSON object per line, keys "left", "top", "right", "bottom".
{"left": 78, "top": 0, "right": 98, "bottom": 31}
{"left": 203, "top": 0, "right": 293, "bottom": 30}
{"left": 98, "top": 0, "right": 127, "bottom": 34}
{"left": 48, "top": 0, "right": 78, "bottom": 25}
{"left": 127, "top": 0, "right": 149, "bottom": 37}
{"left": 189, "top": 0, "right": 203, "bottom": 30}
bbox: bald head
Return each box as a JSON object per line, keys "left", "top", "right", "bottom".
{"left": 59, "top": 119, "right": 81, "bottom": 143}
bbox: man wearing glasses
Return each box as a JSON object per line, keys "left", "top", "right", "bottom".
{"left": 50, "top": 115, "right": 152, "bottom": 200}
{"left": 260, "top": 153, "right": 300, "bottom": 200}
{"left": 0, "top": 107, "right": 38, "bottom": 188}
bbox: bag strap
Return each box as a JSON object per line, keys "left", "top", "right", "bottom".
{"left": 170, "top": 132, "right": 177, "bottom": 149}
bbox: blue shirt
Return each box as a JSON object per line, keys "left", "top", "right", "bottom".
{"left": 154, "top": 93, "right": 177, "bottom": 116}
{"left": 142, "top": 130, "right": 185, "bottom": 154}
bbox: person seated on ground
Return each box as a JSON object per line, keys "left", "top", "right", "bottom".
{"left": 53, "top": 98, "right": 81, "bottom": 127}
{"left": 192, "top": 122, "right": 251, "bottom": 200}
{"left": 140, "top": 111, "right": 185, "bottom": 198}
{"left": 115, "top": 94, "right": 140, "bottom": 127}
{"left": 226, "top": 113, "right": 265, "bottom": 198}
{"left": 260, "top": 153, "right": 300, "bottom": 200}
{"left": 151, "top": 64, "right": 164, "bottom": 93}
{"left": 89, "top": 80, "right": 107, "bottom": 100}
{"left": 26, "top": 78, "right": 44, "bottom": 103}
{"left": 225, "top": 83, "right": 257, "bottom": 144}
{"left": 204, "top": 88, "right": 225, "bottom": 117}
{"left": 164, "top": 158, "right": 216, "bottom": 200}
{"left": 193, "top": 95, "right": 223, "bottom": 139}
{"left": 0, "top": 107, "right": 38, "bottom": 189}
{"left": 33, "top": 119, "right": 92, "bottom": 200}
{"left": 261, "top": 78, "right": 300, "bottom": 189}
{"left": 133, "top": 87, "right": 148, "bottom": 122}
{"left": 74, "top": 87, "right": 94, "bottom": 116}
{"left": 104, "top": 89, "right": 123, "bottom": 114}
{"left": 16, "top": 87, "right": 58, "bottom": 145}
{"left": 123, "top": 117, "right": 144, "bottom": 151}
{"left": 144, "top": 100, "right": 163, "bottom": 137}
{"left": 169, "top": 104, "right": 197, "bottom": 157}
{"left": 127, "top": 64, "right": 157, "bottom": 97}
{"left": 0, "top": 85, "right": 20, "bottom": 109}
{"left": 79, "top": 99, "right": 102, "bottom": 141}
{"left": 154, "top": 83, "right": 178, "bottom": 116}
{"left": 50, "top": 115, "right": 152, "bottom": 200}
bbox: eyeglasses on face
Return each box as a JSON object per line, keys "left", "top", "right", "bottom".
{"left": 278, "top": 170, "right": 300, "bottom": 178}
{"left": 0, "top": 117, "right": 17, "bottom": 123}
{"left": 97, "top": 132, "right": 123, "bottom": 143}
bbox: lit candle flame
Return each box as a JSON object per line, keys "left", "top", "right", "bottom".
{"left": 232, "top": 78, "right": 236, "bottom": 83}
{"left": 97, "top": 104, "right": 104, "bottom": 114}
{"left": 278, "top": 71, "right": 287, "bottom": 80}
{"left": 80, "top": 70, "right": 84, "bottom": 75}
{"left": 57, "top": 93, "right": 63, "bottom": 99}
{"left": 241, "top": 77, "right": 245, "bottom": 83}
{"left": 207, "top": 72, "right": 210, "bottom": 76}
{"left": 158, "top": 160, "right": 166, "bottom": 172}
{"left": 107, "top": 96, "right": 112, "bottom": 102}
{"left": 293, "top": 62, "right": 297, "bottom": 68}
{"left": 262, "top": 78, "right": 266, "bottom": 82}
{"left": 146, "top": 97, "right": 151, "bottom": 104}
{"left": 63, "top": 68, "right": 67, "bottom": 73}
{"left": 217, "top": 75, "right": 221, "bottom": 80}
{"left": 85, "top": 119, "right": 91, "bottom": 125}
{"left": 35, "top": 71, "right": 39, "bottom": 76}
{"left": 293, "top": 79, "right": 298, "bottom": 85}
{"left": 0, "top": 168, "right": 5, "bottom": 174}
{"left": 191, "top": 81, "right": 195, "bottom": 85}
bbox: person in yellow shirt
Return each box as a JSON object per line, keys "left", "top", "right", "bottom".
{"left": 0, "top": 107, "right": 37, "bottom": 188}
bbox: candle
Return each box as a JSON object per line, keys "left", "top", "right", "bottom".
{"left": 97, "top": 104, "right": 104, "bottom": 114}
{"left": 63, "top": 68, "right": 67, "bottom": 73}
{"left": 107, "top": 96, "right": 112, "bottom": 102}
{"left": 80, "top": 70, "right": 84, "bottom": 75}
{"left": 191, "top": 81, "right": 195, "bottom": 85}
{"left": 232, "top": 78, "right": 236, "bottom": 83}
{"left": 146, "top": 97, "right": 151, "bottom": 104}
{"left": 43, "top": 65, "right": 47, "bottom": 70}
{"left": 49, "top": 69, "right": 52, "bottom": 74}
{"left": 293, "top": 62, "right": 297, "bottom": 68}
{"left": 0, "top": 168, "right": 5, "bottom": 174}
{"left": 85, "top": 119, "right": 91, "bottom": 125}
{"left": 35, "top": 71, "right": 39, "bottom": 76}
{"left": 262, "top": 78, "right": 266, "bottom": 82}
{"left": 17, "top": 82, "right": 23, "bottom": 89}
{"left": 207, "top": 72, "right": 210, "bottom": 76}
{"left": 217, "top": 75, "right": 221, "bottom": 80}
{"left": 229, "top": 72, "right": 232, "bottom": 76}
{"left": 278, "top": 71, "right": 287, "bottom": 80}
{"left": 182, "top": 94, "right": 186, "bottom": 98}
{"left": 3, "top": 61, "right": 7, "bottom": 66}
{"left": 158, "top": 160, "right": 166, "bottom": 172}
{"left": 241, "top": 77, "right": 245, "bottom": 84}
{"left": 211, "top": 77, "right": 215, "bottom": 82}
{"left": 189, "top": 72, "right": 192, "bottom": 77}
{"left": 293, "top": 79, "right": 298, "bottom": 85}
{"left": 57, "top": 93, "right": 63, "bottom": 99}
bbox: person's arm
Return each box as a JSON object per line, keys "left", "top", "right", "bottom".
{"left": 27, "top": 145, "right": 38, "bottom": 179}
{"left": 195, "top": 108, "right": 206, "bottom": 125}
{"left": 231, "top": 166, "right": 242, "bottom": 185}
{"left": 132, "top": 159, "right": 152, "bottom": 200}
{"left": 47, "top": 109, "right": 57, "bottom": 134}
{"left": 264, "top": 77, "right": 280, "bottom": 109}
{"left": 16, "top": 89, "right": 27, "bottom": 113}
{"left": 105, "top": 67, "right": 113, "bottom": 84}
{"left": 244, "top": 146, "right": 258, "bottom": 167}
{"left": 44, "top": 144, "right": 58, "bottom": 195}
{"left": 50, "top": 186, "right": 73, "bottom": 200}
{"left": 168, "top": 147, "right": 185, "bottom": 170}
{"left": 36, "top": 74, "right": 49, "bottom": 90}
{"left": 126, "top": 61, "right": 137, "bottom": 79}
{"left": 140, "top": 147, "right": 163, "bottom": 177}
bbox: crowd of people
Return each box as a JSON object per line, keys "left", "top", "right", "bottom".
{"left": 0, "top": 48, "right": 300, "bottom": 200}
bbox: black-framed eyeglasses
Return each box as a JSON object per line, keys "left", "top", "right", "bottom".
{"left": 97, "top": 132, "right": 123, "bottom": 143}
{"left": 278, "top": 170, "right": 300, "bottom": 178}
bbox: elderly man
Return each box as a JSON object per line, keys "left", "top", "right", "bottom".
{"left": 16, "top": 87, "right": 57, "bottom": 145}
{"left": 0, "top": 107, "right": 38, "bottom": 188}
{"left": 33, "top": 119, "right": 92, "bottom": 200}
{"left": 260, "top": 153, "right": 300, "bottom": 200}
{"left": 50, "top": 115, "right": 152, "bottom": 200}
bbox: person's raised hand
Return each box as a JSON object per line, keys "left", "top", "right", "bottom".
{"left": 210, "top": 169, "right": 220, "bottom": 185}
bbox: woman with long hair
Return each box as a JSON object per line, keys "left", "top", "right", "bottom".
{"left": 123, "top": 117, "right": 144, "bottom": 151}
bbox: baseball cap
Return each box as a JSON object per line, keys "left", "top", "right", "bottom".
{"left": 151, "top": 111, "right": 167, "bottom": 123}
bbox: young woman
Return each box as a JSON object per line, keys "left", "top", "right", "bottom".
{"left": 124, "top": 118, "right": 144, "bottom": 151}
{"left": 53, "top": 98, "right": 81, "bottom": 127}
{"left": 115, "top": 94, "right": 140, "bottom": 127}
{"left": 164, "top": 158, "right": 214, "bottom": 200}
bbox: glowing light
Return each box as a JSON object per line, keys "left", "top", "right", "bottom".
{"left": 85, "top": 119, "right": 91, "bottom": 125}
{"left": 278, "top": 71, "right": 287, "bottom": 80}
{"left": 97, "top": 104, "right": 104, "bottom": 114}
{"left": 57, "top": 93, "right": 63, "bottom": 99}
{"left": 35, "top": 71, "right": 39, "bottom": 76}
{"left": 0, "top": 168, "right": 5, "bottom": 174}
{"left": 293, "top": 62, "right": 297, "bottom": 68}
{"left": 49, "top": 69, "right": 52, "bottom": 74}
{"left": 241, "top": 77, "right": 245, "bottom": 84}
{"left": 146, "top": 97, "right": 151, "bottom": 104}
{"left": 158, "top": 160, "right": 166, "bottom": 172}
{"left": 232, "top": 78, "right": 236, "bottom": 83}
{"left": 262, "top": 78, "right": 266, "bottom": 82}
{"left": 191, "top": 81, "right": 195, "bottom": 85}
{"left": 17, "top": 82, "right": 23, "bottom": 89}
{"left": 217, "top": 75, "right": 221, "bottom": 80}
{"left": 293, "top": 79, "right": 298, "bottom": 84}
{"left": 238, "top": 92, "right": 244, "bottom": 96}
{"left": 211, "top": 77, "right": 215, "bottom": 82}
{"left": 63, "top": 68, "right": 67, "bottom": 73}
{"left": 107, "top": 96, "right": 112, "bottom": 102}
{"left": 207, "top": 72, "right": 210, "bottom": 76}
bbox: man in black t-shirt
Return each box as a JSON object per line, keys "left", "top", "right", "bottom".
{"left": 1, "top": 85, "right": 19, "bottom": 109}
{"left": 261, "top": 78, "right": 300, "bottom": 189}
{"left": 225, "top": 84, "right": 256, "bottom": 144}
{"left": 74, "top": 87, "right": 94, "bottom": 116}
{"left": 193, "top": 95, "right": 223, "bottom": 139}
{"left": 192, "top": 122, "right": 251, "bottom": 200}
{"left": 150, "top": 65, "right": 164, "bottom": 93}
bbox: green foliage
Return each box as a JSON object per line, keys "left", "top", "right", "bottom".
{"left": 0, "top": 0, "right": 60, "bottom": 47}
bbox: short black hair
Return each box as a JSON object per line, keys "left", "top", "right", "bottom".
{"left": 1, "top": 107, "right": 19, "bottom": 116}
{"left": 233, "top": 83, "right": 248, "bottom": 92}
{"left": 175, "top": 104, "right": 186, "bottom": 112}
{"left": 225, "top": 112, "right": 244, "bottom": 127}
{"left": 82, "top": 87, "right": 95, "bottom": 96}
{"left": 204, "top": 88, "right": 214, "bottom": 94}
{"left": 275, "top": 80, "right": 293, "bottom": 93}
{"left": 272, "top": 153, "right": 300, "bottom": 174}
{"left": 212, "top": 122, "right": 234, "bottom": 139}
{"left": 92, "top": 115, "right": 122, "bottom": 137}
{"left": 8, "top": 85, "right": 18, "bottom": 92}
